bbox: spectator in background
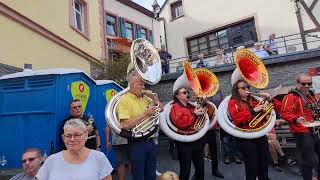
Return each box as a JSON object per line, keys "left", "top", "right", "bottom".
{"left": 252, "top": 42, "right": 269, "bottom": 58}
{"left": 176, "top": 62, "right": 184, "bottom": 73}
{"left": 220, "top": 129, "right": 242, "bottom": 164}
{"left": 105, "top": 125, "right": 129, "bottom": 180}
{"left": 10, "top": 148, "right": 43, "bottom": 180}
{"left": 266, "top": 33, "right": 279, "bottom": 54}
{"left": 214, "top": 49, "right": 228, "bottom": 65}
{"left": 267, "top": 120, "right": 296, "bottom": 172}
{"left": 197, "top": 53, "right": 209, "bottom": 68}
{"left": 158, "top": 45, "right": 172, "bottom": 74}
{"left": 263, "top": 44, "right": 274, "bottom": 56}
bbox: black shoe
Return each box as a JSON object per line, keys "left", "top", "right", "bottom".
{"left": 234, "top": 156, "right": 242, "bottom": 164}
{"left": 224, "top": 156, "right": 230, "bottom": 164}
{"left": 273, "top": 164, "right": 284, "bottom": 172}
{"left": 213, "top": 169, "right": 224, "bottom": 179}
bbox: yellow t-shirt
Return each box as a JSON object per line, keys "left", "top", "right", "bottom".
{"left": 117, "top": 92, "right": 149, "bottom": 121}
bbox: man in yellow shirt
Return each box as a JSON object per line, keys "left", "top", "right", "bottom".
{"left": 117, "top": 71, "right": 163, "bottom": 180}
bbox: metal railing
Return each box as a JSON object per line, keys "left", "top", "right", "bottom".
{"left": 163, "top": 32, "right": 320, "bottom": 74}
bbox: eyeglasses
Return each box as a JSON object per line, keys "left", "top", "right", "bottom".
{"left": 71, "top": 105, "right": 82, "bottom": 110}
{"left": 300, "top": 82, "right": 313, "bottom": 86}
{"left": 21, "top": 156, "right": 40, "bottom": 164}
{"left": 238, "top": 86, "right": 250, "bottom": 90}
{"left": 63, "top": 131, "right": 86, "bottom": 141}
{"left": 180, "top": 91, "right": 188, "bottom": 95}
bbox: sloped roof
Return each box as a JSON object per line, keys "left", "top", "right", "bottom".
{"left": 116, "top": 0, "right": 154, "bottom": 18}
{"left": 0, "top": 63, "right": 22, "bottom": 77}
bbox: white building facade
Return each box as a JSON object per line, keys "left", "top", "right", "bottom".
{"left": 104, "top": 0, "right": 161, "bottom": 59}
{"left": 159, "top": 0, "right": 320, "bottom": 72}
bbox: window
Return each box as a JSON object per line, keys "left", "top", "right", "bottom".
{"left": 73, "top": 0, "right": 84, "bottom": 32}
{"left": 171, "top": 1, "right": 183, "bottom": 19}
{"left": 125, "top": 22, "right": 133, "bottom": 40}
{"left": 141, "top": 28, "right": 147, "bottom": 39}
{"left": 187, "top": 19, "right": 257, "bottom": 57}
{"left": 106, "top": 14, "right": 117, "bottom": 36}
{"left": 69, "top": 0, "right": 88, "bottom": 38}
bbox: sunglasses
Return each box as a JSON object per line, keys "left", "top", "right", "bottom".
{"left": 238, "top": 86, "right": 250, "bottom": 90}
{"left": 300, "top": 82, "right": 313, "bottom": 86}
{"left": 21, "top": 156, "right": 40, "bottom": 164}
{"left": 180, "top": 91, "right": 188, "bottom": 95}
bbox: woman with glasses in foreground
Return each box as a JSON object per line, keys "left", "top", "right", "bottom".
{"left": 36, "top": 119, "right": 113, "bottom": 180}
{"left": 228, "top": 80, "right": 270, "bottom": 180}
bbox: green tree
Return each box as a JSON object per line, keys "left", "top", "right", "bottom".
{"left": 97, "top": 53, "right": 130, "bottom": 87}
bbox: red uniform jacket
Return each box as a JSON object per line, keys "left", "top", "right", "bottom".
{"left": 280, "top": 90, "right": 318, "bottom": 134}
{"left": 228, "top": 98, "right": 259, "bottom": 129}
{"left": 170, "top": 101, "right": 196, "bottom": 131}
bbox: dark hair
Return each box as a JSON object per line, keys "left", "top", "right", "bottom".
{"left": 231, "top": 80, "right": 248, "bottom": 102}
{"left": 71, "top": 99, "right": 80, "bottom": 104}
{"left": 173, "top": 87, "right": 187, "bottom": 103}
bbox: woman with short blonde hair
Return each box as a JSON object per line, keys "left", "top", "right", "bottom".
{"left": 36, "top": 118, "right": 113, "bottom": 180}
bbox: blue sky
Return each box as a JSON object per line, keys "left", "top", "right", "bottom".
{"left": 132, "top": 0, "right": 166, "bottom": 11}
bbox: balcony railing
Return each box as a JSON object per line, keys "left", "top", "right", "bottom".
{"left": 165, "top": 32, "right": 320, "bottom": 74}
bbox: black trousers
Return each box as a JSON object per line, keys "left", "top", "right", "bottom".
{"left": 176, "top": 139, "right": 204, "bottom": 180}
{"left": 205, "top": 130, "right": 219, "bottom": 173}
{"left": 294, "top": 133, "right": 320, "bottom": 180}
{"left": 238, "top": 136, "right": 269, "bottom": 180}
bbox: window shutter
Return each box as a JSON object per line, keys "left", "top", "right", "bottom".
{"left": 148, "top": 30, "right": 154, "bottom": 44}
{"left": 117, "top": 17, "right": 126, "bottom": 38}
{"left": 136, "top": 24, "right": 142, "bottom": 38}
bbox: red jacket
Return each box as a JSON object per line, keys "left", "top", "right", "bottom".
{"left": 228, "top": 98, "right": 259, "bottom": 129}
{"left": 280, "top": 90, "right": 318, "bottom": 134}
{"left": 170, "top": 102, "right": 196, "bottom": 131}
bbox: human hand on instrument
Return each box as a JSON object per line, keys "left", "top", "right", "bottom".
{"left": 86, "top": 124, "right": 94, "bottom": 134}
{"left": 194, "top": 108, "right": 205, "bottom": 116}
{"left": 253, "top": 105, "right": 264, "bottom": 113}
{"left": 261, "top": 93, "right": 271, "bottom": 100}
{"left": 296, "top": 117, "right": 307, "bottom": 125}
{"left": 145, "top": 106, "right": 158, "bottom": 116}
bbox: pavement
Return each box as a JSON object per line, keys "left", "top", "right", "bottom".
{"left": 112, "top": 146, "right": 302, "bottom": 180}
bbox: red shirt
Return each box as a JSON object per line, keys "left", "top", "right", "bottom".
{"left": 280, "top": 91, "right": 318, "bottom": 134}
{"left": 228, "top": 98, "right": 259, "bottom": 129}
{"left": 170, "top": 102, "right": 196, "bottom": 131}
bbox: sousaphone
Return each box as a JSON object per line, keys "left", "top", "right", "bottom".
{"left": 105, "top": 39, "right": 162, "bottom": 139}
{"left": 217, "top": 49, "right": 276, "bottom": 139}
{"left": 160, "top": 60, "right": 219, "bottom": 142}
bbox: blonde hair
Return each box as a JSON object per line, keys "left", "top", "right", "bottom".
{"left": 158, "top": 171, "right": 179, "bottom": 180}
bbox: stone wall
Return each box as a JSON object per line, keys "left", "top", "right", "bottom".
{"left": 149, "top": 49, "right": 320, "bottom": 104}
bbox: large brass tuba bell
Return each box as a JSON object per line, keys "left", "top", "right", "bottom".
{"left": 105, "top": 39, "right": 162, "bottom": 139}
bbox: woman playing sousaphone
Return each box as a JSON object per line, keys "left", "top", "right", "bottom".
{"left": 223, "top": 48, "right": 278, "bottom": 180}
{"left": 228, "top": 79, "right": 271, "bottom": 180}
{"left": 160, "top": 60, "right": 220, "bottom": 180}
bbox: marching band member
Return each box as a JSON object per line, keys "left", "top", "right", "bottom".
{"left": 281, "top": 74, "right": 320, "bottom": 180}
{"left": 228, "top": 80, "right": 269, "bottom": 180}
{"left": 117, "top": 70, "right": 163, "bottom": 180}
{"left": 170, "top": 87, "right": 205, "bottom": 180}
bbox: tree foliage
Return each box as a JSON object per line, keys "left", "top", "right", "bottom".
{"left": 97, "top": 53, "right": 131, "bottom": 87}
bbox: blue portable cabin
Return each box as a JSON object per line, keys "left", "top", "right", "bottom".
{"left": 95, "top": 80, "right": 123, "bottom": 168}
{"left": 0, "top": 68, "right": 97, "bottom": 168}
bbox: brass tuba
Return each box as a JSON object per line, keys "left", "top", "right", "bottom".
{"left": 105, "top": 39, "right": 162, "bottom": 139}
{"left": 160, "top": 60, "right": 219, "bottom": 142}
{"left": 217, "top": 49, "right": 276, "bottom": 139}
